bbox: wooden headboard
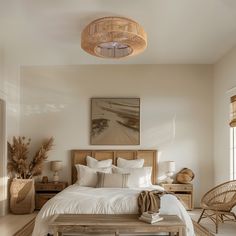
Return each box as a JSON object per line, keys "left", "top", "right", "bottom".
{"left": 71, "top": 149, "right": 157, "bottom": 184}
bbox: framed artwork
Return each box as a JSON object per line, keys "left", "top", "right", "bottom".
{"left": 91, "top": 98, "right": 140, "bottom": 145}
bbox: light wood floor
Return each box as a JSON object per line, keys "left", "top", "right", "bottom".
{"left": 0, "top": 209, "right": 235, "bottom": 236}
{"left": 189, "top": 209, "right": 236, "bottom": 236}
{"left": 0, "top": 212, "right": 37, "bottom": 236}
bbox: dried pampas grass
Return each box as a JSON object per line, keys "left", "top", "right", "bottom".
{"left": 7, "top": 136, "right": 54, "bottom": 179}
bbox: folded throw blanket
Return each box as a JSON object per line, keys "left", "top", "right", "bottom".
{"left": 138, "top": 190, "right": 167, "bottom": 215}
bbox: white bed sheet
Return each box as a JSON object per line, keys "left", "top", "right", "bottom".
{"left": 32, "top": 184, "right": 194, "bottom": 236}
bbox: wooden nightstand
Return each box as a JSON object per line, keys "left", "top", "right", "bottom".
{"left": 35, "top": 182, "right": 68, "bottom": 210}
{"left": 161, "top": 183, "right": 193, "bottom": 210}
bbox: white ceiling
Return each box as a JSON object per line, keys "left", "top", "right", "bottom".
{"left": 1, "top": 0, "right": 236, "bottom": 65}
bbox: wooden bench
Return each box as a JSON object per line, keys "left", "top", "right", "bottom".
{"left": 48, "top": 214, "right": 185, "bottom": 236}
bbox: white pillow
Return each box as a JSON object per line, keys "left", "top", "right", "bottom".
{"left": 96, "top": 172, "right": 130, "bottom": 188}
{"left": 113, "top": 166, "right": 152, "bottom": 188}
{"left": 117, "top": 157, "right": 144, "bottom": 168}
{"left": 86, "top": 156, "right": 112, "bottom": 168}
{"left": 76, "top": 164, "right": 112, "bottom": 187}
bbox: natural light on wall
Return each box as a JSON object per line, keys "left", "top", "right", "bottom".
{"left": 230, "top": 95, "right": 236, "bottom": 180}
{"left": 0, "top": 98, "right": 7, "bottom": 216}
{"left": 230, "top": 128, "right": 236, "bottom": 180}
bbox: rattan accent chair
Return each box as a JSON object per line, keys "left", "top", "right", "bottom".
{"left": 198, "top": 180, "right": 236, "bottom": 233}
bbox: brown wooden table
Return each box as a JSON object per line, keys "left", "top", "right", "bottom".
{"left": 48, "top": 214, "right": 185, "bottom": 236}
{"left": 35, "top": 182, "right": 68, "bottom": 210}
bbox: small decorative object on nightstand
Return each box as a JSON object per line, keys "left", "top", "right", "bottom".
{"left": 42, "top": 176, "right": 49, "bottom": 183}
{"left": 35, "top": 181, "right": 68, "bottom": 210}
{"left": 165, "top": 161, "right": 175, "bottom": 184}
{"left": 176, "top": 168, "right": 195, "bottom": 184}
{"left": 162, "top": 183, "right": 194, "bottom": 210}
{"left": 51, "top": 161, "right": 62, "bottom": 182}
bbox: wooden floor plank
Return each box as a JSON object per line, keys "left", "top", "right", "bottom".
{"left": 0, "top": 212, "right": 37, "bottom": 236}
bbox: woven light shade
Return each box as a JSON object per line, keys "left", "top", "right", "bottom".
{"left": 230, "top": 95, "right": 236, "bottom": 127}
{"left": 81, "top": 16, "right": 147, "bottom": 58}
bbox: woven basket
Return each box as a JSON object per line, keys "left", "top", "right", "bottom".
{"left": 176, "top": 168, "right": 195, "bottom": 184}
{"left": 10, "top": 178, "right": 35, "bottom": 214}
{"left": 176, "top": 173, "right": 192, "bottom": 183}
{"left": 181, "top": 168, "right": 195, "bottom": 178}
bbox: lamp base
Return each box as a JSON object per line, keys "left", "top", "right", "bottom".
{"left": 165, "top": 177, "right": 174, "bottom": 184}
{"left": 53, "top": 172, "right": 59, "bottom": 183}
{"left": 165, "top": 172, "right": 174, "bottom": 184}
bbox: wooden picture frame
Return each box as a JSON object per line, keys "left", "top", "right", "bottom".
{"left": 90, "top": 98, "right": 140, "bottom": 145}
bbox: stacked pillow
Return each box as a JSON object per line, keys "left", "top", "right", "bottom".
{"left": 117, "top": 157, "right": 144, "bottom": 168}
{"left": 113, "top": 157, "right": 151, "bottom": 187}
{"left": 76, "top": 156, "right": 152, "bottom": 188}
{"left": 76, "top": 156, "right": 112, "bottom": 187}
{"left": 112, "top": 166, "right": 152, "bottom": 188}
{"left": 75, "top": 164, "right": 112, "bottom": 187}
{"left": 86, "top": 156, "right": 112, "bottom": 168}
{"left": 96, "top": 172, "right": 130, "bottom": 188}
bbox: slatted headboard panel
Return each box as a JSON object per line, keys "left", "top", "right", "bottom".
{"left": 71, "top": 149, "right": 157, "bottom": 184}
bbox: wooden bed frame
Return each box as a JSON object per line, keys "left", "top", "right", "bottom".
{"left": 48, "top": 150, "right": 186, "bottom": 236}
{"left": 71, "top": 149, "right": 158, "bottom": 184}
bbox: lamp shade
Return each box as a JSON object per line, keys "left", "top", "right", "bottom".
{"left": 166, "top": 161, "right": 175, "bottom": 173}
{"left": 230, "top": 95, "right": 236, "bottom": 127}
{"left": 50, "top": 161, "right": 62, "bottom": 172}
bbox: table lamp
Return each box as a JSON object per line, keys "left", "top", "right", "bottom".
{"left": 50, "top": 161, "right": 62, "bottom": 182}
{"left": 165, "top": 161, "right": 175, "bottom": 184}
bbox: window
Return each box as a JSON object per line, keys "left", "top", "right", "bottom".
{"left": 230, "top": 127, "right": 236, "bottom": 180}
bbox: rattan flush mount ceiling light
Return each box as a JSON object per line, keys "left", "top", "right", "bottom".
{"left": 81, "top": 17, "right": 147, "bottom": 59}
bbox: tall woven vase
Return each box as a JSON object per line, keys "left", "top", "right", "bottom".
{"left": 10, "top": 178, "right": 35, "bottom": 214}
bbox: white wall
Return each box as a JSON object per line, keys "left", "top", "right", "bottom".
{"left": 0, "top": 54, "right": 20, "bottom": 216}
{"left": 20, "top": 65, "right": 213, "bottom": 206}
{"left": 0, "top": 43, "right": 6, "bottom": 217}
{"left": 214, "top": 46, "right": 236, "bottom": 184}
{"left": 0, "top": 98, "right": 6, "bottom": 216}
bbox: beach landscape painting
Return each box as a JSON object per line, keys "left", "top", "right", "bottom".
{"left": 91, "top": 98, "right": 140, "bottom": 145}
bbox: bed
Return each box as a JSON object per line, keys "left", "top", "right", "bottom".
{"left": 32, "top": 149, "right": 194, "bottom": 236}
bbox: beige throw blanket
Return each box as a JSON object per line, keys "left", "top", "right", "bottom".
{"left": 138, "top": 190, "right": 167, "bottom": 215}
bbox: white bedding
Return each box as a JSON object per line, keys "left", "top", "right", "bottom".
{"left": 32, "top": 184, "right": 195, "bottom": 236}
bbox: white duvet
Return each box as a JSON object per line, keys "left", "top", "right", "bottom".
{"left": 32, "top": 184, "right": 195, "bottom": 236}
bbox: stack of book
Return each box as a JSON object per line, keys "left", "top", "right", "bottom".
{"left": 139, "top": 211, "right": 163, "bottom": 224}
